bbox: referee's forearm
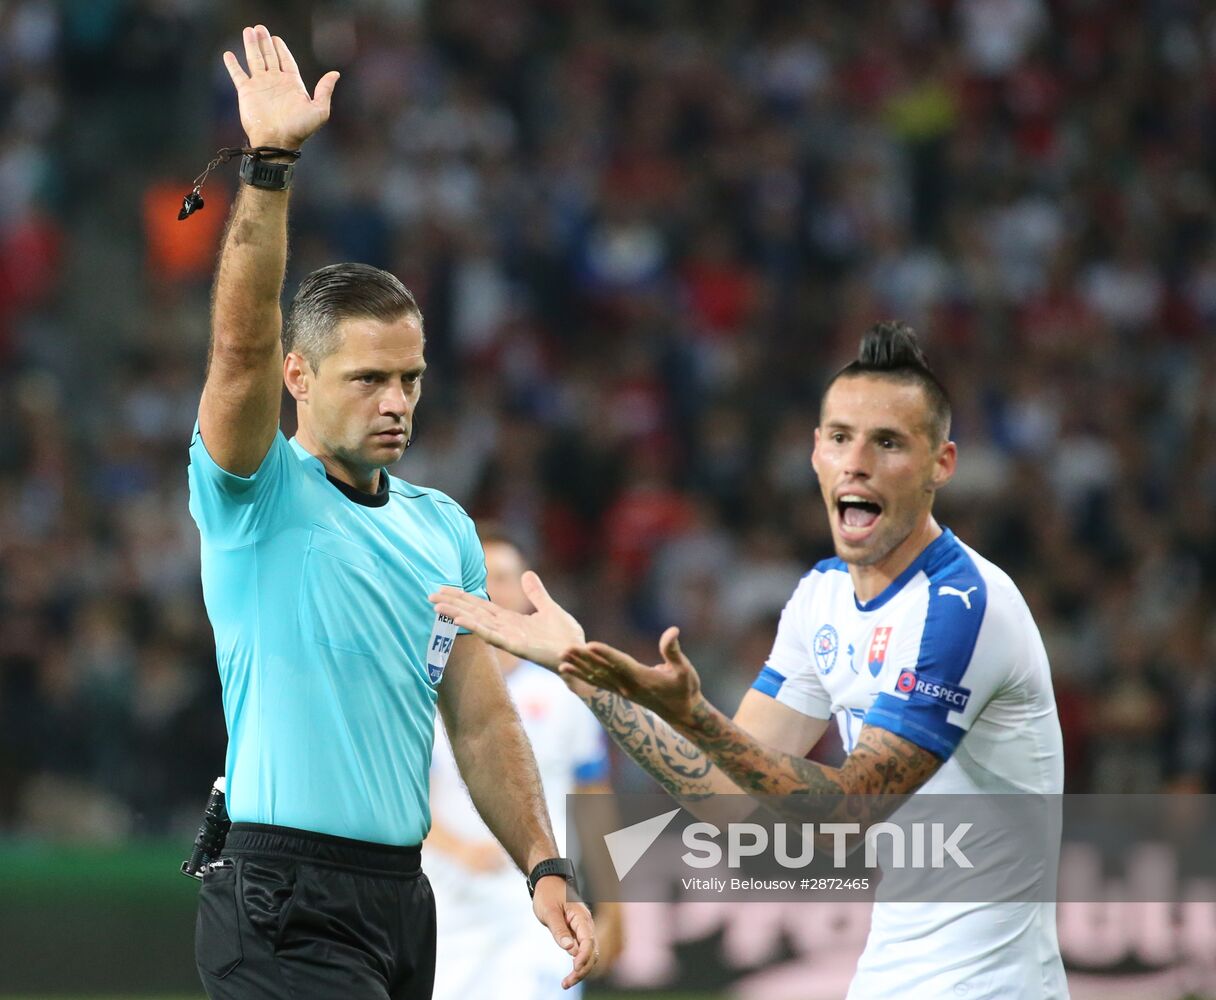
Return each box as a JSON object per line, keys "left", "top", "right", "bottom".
{"left": 453, "top": 714, "right": 558, "bottom": 872}
{"left": 209, "top": 185, "right": 289, "bottom": 364}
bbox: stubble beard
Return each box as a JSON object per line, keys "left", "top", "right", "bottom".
{"left": 834, "top": 509, "right": 916, "bottom": 569}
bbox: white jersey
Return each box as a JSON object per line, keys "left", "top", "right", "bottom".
{"left": 755, "top": 528, "right": 1068, "bottom": 999}
{"left": 428, "top": 660, "right": 608, "bottom": 1000}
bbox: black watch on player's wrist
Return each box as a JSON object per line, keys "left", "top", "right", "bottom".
{"left": 527, "top": 858, "right": 578, "bottom": 898}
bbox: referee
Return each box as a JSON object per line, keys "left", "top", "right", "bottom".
{"left": 188, "top": 26, "right": 596, "bottom": 999}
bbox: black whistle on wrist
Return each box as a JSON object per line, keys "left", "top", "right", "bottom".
{"left": 178, "top": 189, "right": 205, "bottom": 220}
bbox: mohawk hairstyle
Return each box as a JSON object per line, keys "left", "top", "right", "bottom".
{"left": 826, "top": 321, "right": 952, "bottom": 443}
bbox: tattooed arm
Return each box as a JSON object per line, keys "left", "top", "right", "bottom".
{"left": 575, "top": 684, "right": 830, "bottom": 805}
{"left": 682, "top": 700, "right": 940, "bottom": 803}
{"left": 561, "top": 628, "right": 943, "bottom": 822}
{"left": 578, "top": 687, "right": 717, "bottom": 800}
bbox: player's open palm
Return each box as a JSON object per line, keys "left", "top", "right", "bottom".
{"left": 560, "top": 627, "right": 702, "bottom": 726}
{"left": 223, "top": 25, "right": 339, "bottom": 149}
{"left": 431, "top": 571, "right": 585, "bottom": 670}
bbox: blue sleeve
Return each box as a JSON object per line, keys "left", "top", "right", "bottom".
{"left": 459, "top": 517, "right": 488, "bottom": 599}
{"left": 864, "top": 576, "right": 988, "bottom": 760}
{"left": 451, "top": 505, "right": 488, "bottom": 635}
{"left": 574, "top": 754, "right": 610, "bottom": 784}
{"left": 752, "top": 665, "right": 787, "bottom": 698}
{"left": 187, "top": 422, "right": 292, "bottom": 545}
{"left": 574, "top": 727, "right": 610, "bottom": 784}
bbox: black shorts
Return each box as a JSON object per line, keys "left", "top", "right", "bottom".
{"left": 195, "top": 823, "right": 436, "bottom": 1000}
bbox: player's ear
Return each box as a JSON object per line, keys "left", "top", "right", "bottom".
{"left": 930, "top": 439, "right": 957, "bottom": 490}
{"left": 283, "top": 351, "right": 311, "bottom": 402}
{"left": 810, "top": 427, "right": 822, "bottom": 476}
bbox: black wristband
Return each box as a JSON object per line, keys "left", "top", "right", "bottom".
{"left": 239, "top": 154, "right": 294, "bottom": 191}
{"left": 527, "top": 857, "right": 578, "bottom": 898}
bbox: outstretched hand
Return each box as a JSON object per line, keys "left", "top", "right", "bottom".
{"left": 559, "top": 627, "right": 703, "bottom": 728}
{"left": 223, "top": 25, "right": 339, "bottom": 149}
{"left": 430, "top": 572, "right": 585, "bottom": 671}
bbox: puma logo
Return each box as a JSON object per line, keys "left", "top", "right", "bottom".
{"left": 938, "top": 585, "right": 978, "bottom": 609}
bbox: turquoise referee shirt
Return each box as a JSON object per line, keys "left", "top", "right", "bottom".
{"left": 187, "top": 425, "right": 487, "bottom": 846}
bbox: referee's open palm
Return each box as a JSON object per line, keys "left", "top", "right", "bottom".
{"left": 430, "top": 572, "right": 586, "bottom": 671}
{"left": 223, "top": 25, "right": 339, "bottom": 149}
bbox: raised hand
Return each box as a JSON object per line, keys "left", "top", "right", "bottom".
{"left": 430, "top": 571, "right": 585, "bottom": 671}
{"left": 223, "top": 25, "right": 339, "bottom": 149}
{"left": 559, "top": 627, "right": 703, "bottom": 728}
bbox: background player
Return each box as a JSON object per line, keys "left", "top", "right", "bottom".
{"left": 435, "top": 322, "right": 1068, "bottom": 999}
{"left": 426, "top": 529, "right": 624, "bottom": 1000}
{"left": 189, "top": 25, "right": 594, "bottom": 998}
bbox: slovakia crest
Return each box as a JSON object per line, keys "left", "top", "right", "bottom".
{"left": 814, "top": 624, "right": 839, "bottom": 674}
{"left": 867, "top": 626, "right": 893, "bottom": 677}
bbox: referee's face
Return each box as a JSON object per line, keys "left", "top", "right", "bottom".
{"left": 290, "top": 312, "right": 426, "bottom": 486}
{"left": 812, "top": 375, "right": 955, "bottom": 575}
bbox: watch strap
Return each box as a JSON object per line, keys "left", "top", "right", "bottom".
{"left": 527, "top": 857, "right": 578, "bottom": 898}
{"left": 239, "top": 154, "right": 294, "bottom": 191}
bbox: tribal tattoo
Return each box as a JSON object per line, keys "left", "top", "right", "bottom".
{"left": 584, "top": 689, "right": 716, "bottom": 800}
{"left": 577, "top": 687, "right": 940, "bottom": 823}
{"left": 682, "top": 699, "right": 942, "bottom": 822}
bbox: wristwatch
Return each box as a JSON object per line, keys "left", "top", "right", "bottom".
{"left": 527, "top": 858, "right": 579, "bottom": 898}
{"left": 239, "top": 154, "right": 294, "bottom": 191}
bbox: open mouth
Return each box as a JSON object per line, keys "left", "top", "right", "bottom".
{"left": 837, "top": 494, "right": 882, "bottom": 533}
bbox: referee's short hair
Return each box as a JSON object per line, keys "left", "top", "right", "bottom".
{"left": 825, "top": 320, "right": 952, "bottom": 444}
{"left": 284, "top": 263, "right": 423, "bottom": 370}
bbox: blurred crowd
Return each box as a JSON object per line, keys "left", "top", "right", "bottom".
{"left": 1, "top": 0, "right": 1214, "bottom": 839}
